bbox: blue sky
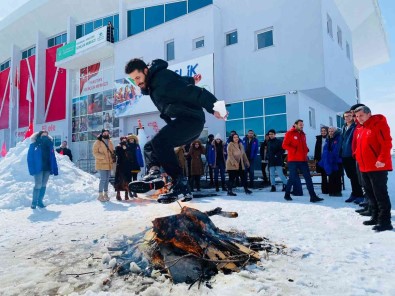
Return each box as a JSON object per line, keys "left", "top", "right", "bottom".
{"left": 360, "top": 0, "right": 395, "bottom": 148}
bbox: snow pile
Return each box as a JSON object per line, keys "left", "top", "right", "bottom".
{"left": 0, "top": 139, "right": 104, "bottom": 209}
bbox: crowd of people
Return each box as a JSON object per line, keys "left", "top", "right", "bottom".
{"left": 25, "top": 55, "right": 392, "bottom": 232}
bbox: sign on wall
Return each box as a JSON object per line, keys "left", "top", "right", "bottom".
{"left": 56, "top": 27, "right": 107, "bottom": 62}
{"left": 113, "top": 53, "right": 214, "bottom": 118}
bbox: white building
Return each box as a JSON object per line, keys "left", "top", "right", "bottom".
{"left": 0, "top": 0, "right": 390, "bottom": 171}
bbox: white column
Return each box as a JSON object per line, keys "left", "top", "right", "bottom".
{"left": 9, "top": 44, "right": 21, "bottom": 147}
{"left": 118, "top": 0, "right": 127, "bottom": 41}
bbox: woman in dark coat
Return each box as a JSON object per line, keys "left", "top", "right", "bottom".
{"left": 318, "top": 127, "right": 343, "bottom": 196}
{"left": 114, "top": 135, "right": 143, "bottom": 200}
{"left": 314, "top": 126, "right": 329, "bottom": 194}
{"left": 27, "top": 131, "right": 59, "bottom": 209}
{"left": 188, "top": 140, "right": 205, "bottom": 191}
{"left": 207, "top": 133, "right": 227, "bottom": 192}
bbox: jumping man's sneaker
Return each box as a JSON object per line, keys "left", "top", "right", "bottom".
{"left": 157, "top": 176, "right": 192, "bottom": 204}
{"left": 142, "top": 166, "right": 162, "bottom": 182}
{"left": 129, "top": 177, "right": 165, "bottom": 193}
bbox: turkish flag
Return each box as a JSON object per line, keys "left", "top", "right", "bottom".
{"left": 24, "top": 122, "right": 34, "bottom": 139}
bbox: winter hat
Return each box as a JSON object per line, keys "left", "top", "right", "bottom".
{"left": 208, "top": 134, "right": 214, "bottom": 139}
{"left": 350, "top": 103, "right": 365, "bottom": 111}
{"left": 215, "top": 133, "right": 222, "bottom": 140}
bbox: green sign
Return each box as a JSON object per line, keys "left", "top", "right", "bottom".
{"left": 56, "top": 41, "right": 76, "bottom": 61}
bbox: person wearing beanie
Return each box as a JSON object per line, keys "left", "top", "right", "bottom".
{"left": 93, "top": 129, "right": 114, "bottom": 202}
{"left": 207, "top": 133, "right": 227, "bottom": 192}
{"left": 314, "top": 126, "right": 329, "bottom": 194}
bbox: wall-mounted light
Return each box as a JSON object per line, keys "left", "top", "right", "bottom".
{"left": 288, "top": 90, "right": 298, "bottom": 94}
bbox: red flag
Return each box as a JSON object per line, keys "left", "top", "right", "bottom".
{"left": 59, "top": 150, "right": 64, "bottom": 155}
{"left": 24, "top": 122, "right": 34, "bottom": 139}
{"left": 1, "top": 142, "right": 6, "bottom": 157}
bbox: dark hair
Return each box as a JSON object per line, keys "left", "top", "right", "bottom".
{"left": 101, "top": 128, "right": 110, "bottom": 134}
{"left": 294, "top": 119, "right": 303, "bottom": 125}
{"left": 343, "top": 111, "right": 352, "bottom": 117}
{"left": 125, "top": 58, "right": 148, "bottom": 74}
{"left": 208, "top": 134, "right": 214, "bottom": 138}
{"left": 248, "top": 129, "right": 254, "bottom": 133}
{"left": 350, "top": 103, "right": 365, "bottom": 111}
{"left": 268, "top": 129, "right": 276, "bottom": 134}
{"left": 355, "top": 105, "right": 371, "bottom": 114}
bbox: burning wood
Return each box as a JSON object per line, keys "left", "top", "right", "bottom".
{"left": 107, "top": 207, "right": 285, "bottom": 286}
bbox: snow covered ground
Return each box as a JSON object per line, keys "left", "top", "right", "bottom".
{"left": 0, "top": 140, "right": 394, "bottom": 296}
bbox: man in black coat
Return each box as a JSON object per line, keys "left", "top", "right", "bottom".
{"left": 266, "top": 130, "right": 288, "bottom": 192}
{"left": 314, "top": 126, "right": 329, "bottom": 194}
{"left": 56, "top": 141, "right": 73, "bottom": 161}
{"left": 125, "top": 58, "right": 226, "bottom": 203}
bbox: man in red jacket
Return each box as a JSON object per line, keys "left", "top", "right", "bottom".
{"left": 282, "top": 119, "right": 323, "bottom": 202}
{"left": 354, "top": 106, "right": 393, "bottom": 232}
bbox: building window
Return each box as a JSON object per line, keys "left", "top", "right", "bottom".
{"left": 337, "top": 26, "right": 342, "bottom": 48}
{"left": 355, "top": 78, "right": 360, "bottom": 99}
{"left": 256, "top": 28, "right": 273, "bottom": 49}
{"left": 22, "top": 46, "right": 36, "bottom": 59}
{"left": 165, "top": 1, "right": 187, "bottom": 22}
{"left": 188, "top": 0, "right": 213, "bottom": 13}
{"left": 166, "top": 40, "right": 175, "bottom": 61}
{"left": 77, "top": 14, "right": 119, "bottom": 42}
{"left": 327, "top": 14, "right": 333, "bottom": 37}
{"left": 226, "top": 30, "right": 238, "bottom": 46}
{"left": 346, "top": 42, "right": 351, "bottom": 59}
{"left": 145, "top": 5, "right": 164, "bottom": 30}
{"left": 225, "top": 96, "right": 287, "bottom": 139}
{"left": 193, "top": 37, "right": 204, "bottom": 49}
{"left": 309, "top": 107, "right": 316, "bottom": 129}
{"left": 337, "top": 115, "right": 345, "bottom": 129}
{"left": 127, "top": 1, "right": 211, "bottom": 37}
{"left": 127, "top": 9, "right": 144, "bottom": 36}
{"left": 0, "top": 60, "right": 10, "bottom": 72}
{"left": 48, "top": 33, "right": 67, "bottom": 48}
{"left": 329, "top": 116, "right": 333, "bottom": 127}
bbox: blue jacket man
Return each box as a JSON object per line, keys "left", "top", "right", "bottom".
{"left": 27, "top": 131, "right": 58, "bottom": 209}
{"left": 242, "top": 130, "right": 259, "bottom": 188}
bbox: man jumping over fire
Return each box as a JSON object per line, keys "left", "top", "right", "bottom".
{"left": 125, "top": 58, "right": 227, "bottom": 203}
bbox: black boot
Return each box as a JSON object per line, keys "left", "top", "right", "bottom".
{"left": 221, "top": 181, "right": 227, "bottom": 192}
{"left": 310, "top": 194, "right": 324, "bottom": 203}
{"left": 363, "top": 218, "right": 378, "bottom": 226}
{"left": 372, "top": 224, "right": 394, "bottom": 232}
{"left": 116, "top": 191, "right": 122, "bottom": 201}
{"left": 215, "top": 181, "right": 219, "bottom": 192}
{"left": 227, "top": 189, "right": 237, "bottom": 196}
{"left": 244, "top": 187, "right": 252, "bottom": 194}
{"left": 157, "top": 176, "right": 192, "bottom": 204}
{"left": 270, "top": 185, "right": 276, "bottom": 192}
{"left": 196, "top": 177, "right": 201, "bottom": 192}
{"left": 124, "top": 191, "right": 129, "bottom": 200}
{"left": 284, "top": 193, "right": 293, "bottom": 201}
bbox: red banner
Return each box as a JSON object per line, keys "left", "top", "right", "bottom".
{"left": 18, "top": 56, "right": 36, "bottom": 128}
{"left": 0, "top": 68, "right": 11, "bottom": 130}
{"left": 45, "top": 45, "right": 67, "bottom": 122}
